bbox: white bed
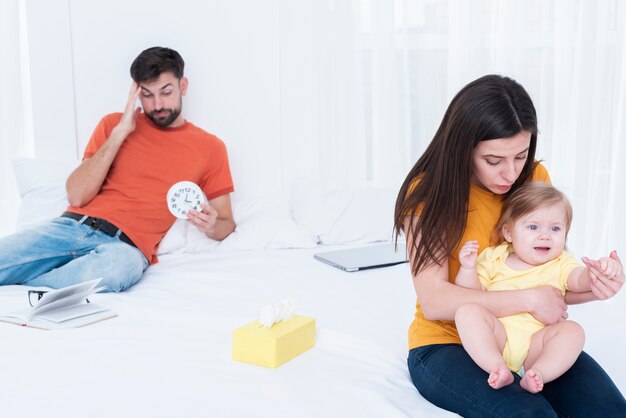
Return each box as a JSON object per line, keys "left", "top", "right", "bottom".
{"left": 1, "top": 159, "right": 624, "bottom": 418}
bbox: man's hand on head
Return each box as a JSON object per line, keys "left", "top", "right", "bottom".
{"left": 116, "top": 82, "right": 142, "bottom": 138}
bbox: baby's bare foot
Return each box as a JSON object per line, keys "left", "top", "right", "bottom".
{"left": 520, "top": 369, "right": 544, "bottom": 393}
{"left": 488, "top": 364, "right": 514, "bottom": 389}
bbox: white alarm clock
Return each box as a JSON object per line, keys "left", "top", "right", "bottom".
{"left": 166, "top": 181, "right": 207, "bottom": 219}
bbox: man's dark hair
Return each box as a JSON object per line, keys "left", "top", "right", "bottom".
{"left": 130, "top": 47, "right": 185, "bottom": 83}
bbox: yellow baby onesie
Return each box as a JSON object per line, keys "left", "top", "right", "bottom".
{"left": 476, "top": 243, "right": 580, "bottom": 374}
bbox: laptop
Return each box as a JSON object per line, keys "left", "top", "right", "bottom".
{"left": 313, "top": 243, "right": 408, "bottom": 272}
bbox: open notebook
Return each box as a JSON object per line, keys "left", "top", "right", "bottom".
{"left": 0, "top": 278, "right": 116, "bottom": 329}
{"left": 314, "top": 243, "right": 408, "bottom": 272}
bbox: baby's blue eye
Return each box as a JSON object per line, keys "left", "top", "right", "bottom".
{"left": 551, "top": 226, "right": 561, "bottom": 232}
{"left": 528, "top": 225, "right": 538, "bottom": 230}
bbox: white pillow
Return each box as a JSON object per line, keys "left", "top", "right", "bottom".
{"left": 11, "top": 158, "right": 316, "bottom": 253}
{"left": 158, "top": 194, "right": 317, "bottom": 254}
{"left": 12, "top": 158, "right": 80, "bottom": 230}
{"left": 290, "top": 179, "right": 397, "bottom": 245}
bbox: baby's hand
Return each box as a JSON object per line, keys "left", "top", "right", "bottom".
{"left": 459, "top": 240, "right": 479, "bottom": 269}
{"left": 598, "top": 255, "right": 623, "bottom": 280}
{"left": 582, "top": 251, "right": 625, "bottom": 300}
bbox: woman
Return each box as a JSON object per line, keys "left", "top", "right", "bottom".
{"left": 394, "top": 74, "right": 626, "bottom": 417}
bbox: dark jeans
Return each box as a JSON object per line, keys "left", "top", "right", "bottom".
{"left": 408, "top": 344, "right": 626, "bottom": 418}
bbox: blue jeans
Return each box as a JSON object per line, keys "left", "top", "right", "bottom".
{"left": 0, "top": 217, "right": 149, "bottom": 292}
{"left": 408, "top": 344, "right": 626, "bottom": 417}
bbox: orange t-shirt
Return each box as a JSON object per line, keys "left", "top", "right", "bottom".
{"left": 67, "top": 113, "right": 234, "bottom": 264}
{"left": 408, "top": 163, "right": 551, "bottom": 349}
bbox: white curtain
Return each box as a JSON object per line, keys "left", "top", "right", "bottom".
{"left": 339, "top": 0, "right": 625, "bottom": 256}
{"left": 3, "top": 0, "right": 625, "bottom": 259}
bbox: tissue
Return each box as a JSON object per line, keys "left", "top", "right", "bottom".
{"left": 232, "top": 298, "right": 316, "bottom": 368}
{"left": 259, "top": 298, "right": 296, "bottom": 328}
{"left": 232, "top": 315, "right": 316, "bottom": 368}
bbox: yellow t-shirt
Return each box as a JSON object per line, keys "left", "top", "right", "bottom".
{"left": 407, "top": 163, "right": 551, "bottom": 349}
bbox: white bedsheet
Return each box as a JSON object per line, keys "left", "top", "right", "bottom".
{"left": 1, "top": 247, "right": 624, "bottom": 418}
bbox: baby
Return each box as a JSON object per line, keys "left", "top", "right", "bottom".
{"left": 454, "top": 182, "right": 623, "bottom": 393}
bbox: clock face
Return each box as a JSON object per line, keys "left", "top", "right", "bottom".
{"left": 166, "top": 181, "right": 207, "bottom": 219}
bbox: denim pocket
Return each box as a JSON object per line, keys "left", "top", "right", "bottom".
{"left": 52, "top": 216, "right": 78, "bottom": 226}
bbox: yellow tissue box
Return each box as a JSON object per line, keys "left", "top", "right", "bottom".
{"left": 232, "top": 315, "right": 316, "bottom": 368}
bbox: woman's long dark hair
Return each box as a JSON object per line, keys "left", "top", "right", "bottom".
{"left": 394, "top": 75, "right": 539, "bottom": 276}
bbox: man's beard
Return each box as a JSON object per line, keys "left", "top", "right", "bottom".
{"left": 147, "top": 106, "right": 182, "bottom": 127}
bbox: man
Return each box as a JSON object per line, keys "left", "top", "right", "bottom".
{"left": 0, "top": 47, "right": 236, "bottom": 292}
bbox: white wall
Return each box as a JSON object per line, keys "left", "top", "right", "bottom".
{"left": 23, "top": 0, "right": 77, "bottom": 159}
{"left": 17, "top": 0, "right": 626, "bottom": 257}
{"left": 0, "top": 0, "right": 25, "bottom": 237}
{"left": 23, "top": 0, "right": 362, "bottom": 201}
